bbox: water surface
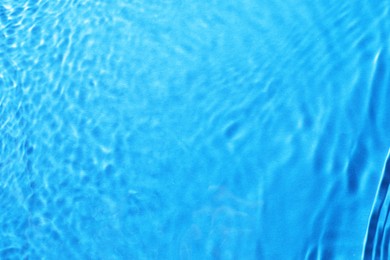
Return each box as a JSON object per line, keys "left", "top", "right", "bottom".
{"left": 0, "top": 0, "right": 389, "bottom": 259}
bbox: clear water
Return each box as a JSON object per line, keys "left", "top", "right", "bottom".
{"left": 363, "top": 150, "right": 390, "bottom": 259}
{"left": 0, "top": 0, "right": 389, "bottom": 259}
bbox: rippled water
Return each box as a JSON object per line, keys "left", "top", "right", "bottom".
{"left": 363, "top": 150, "right": 390, "bottom": 259}
{"left": 0, "top": 0, "right": 389, "bottom": 259}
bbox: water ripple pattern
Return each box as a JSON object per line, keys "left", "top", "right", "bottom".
{"left": 0, "top": 0, "right": 389, "bottom": 259}
{"left": 363, "top": 150, "right": 390, "bottom": 259}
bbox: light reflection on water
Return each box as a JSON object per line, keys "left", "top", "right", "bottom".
{"left": 0, "top": 0, "right": 389, "bottom": 259}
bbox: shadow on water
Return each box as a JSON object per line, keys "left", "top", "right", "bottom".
{"left": 363, "top": 149, "right": 390, "bottom": 259}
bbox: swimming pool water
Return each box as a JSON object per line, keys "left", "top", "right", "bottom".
{"left": 0, "top": 0, "right": 389, "bottom": 259}
{"left": 363, "top": 150, "right": 390, "bottom": 259}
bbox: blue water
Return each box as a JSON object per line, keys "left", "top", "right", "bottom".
{"left": 0, "top": 0, "right": 389, "bottom": 259}
{"left": 363, "top": 150, "right": 390, "bottom": 259}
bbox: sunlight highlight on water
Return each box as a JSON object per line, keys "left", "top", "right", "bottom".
{"left": 0, "top": 0, "right": 389, "bottom": 259}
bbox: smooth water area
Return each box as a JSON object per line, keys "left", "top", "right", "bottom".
{"left": 0, "top": 0, "right": 389, "bottom": 259}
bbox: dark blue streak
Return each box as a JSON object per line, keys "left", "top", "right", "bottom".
{"left": 363, "top": 149, "right": 390, "bottom": 259}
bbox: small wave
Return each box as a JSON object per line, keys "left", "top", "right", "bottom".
{"left": 363, "top": 149, "right": 390, "bottom": 259}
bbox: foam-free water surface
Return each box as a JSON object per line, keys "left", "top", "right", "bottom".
{"left": 0, "top": 0, "right": 389, "bottom": 259}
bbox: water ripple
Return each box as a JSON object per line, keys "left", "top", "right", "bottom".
{"left": 363, "top": 149, "right": 390, "bottom": 259}
{"left": 0, "top": 0, "right": 389, "bottom": 258}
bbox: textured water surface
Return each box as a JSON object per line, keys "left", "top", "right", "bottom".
{"left": 0, "top": 0, "right": 390, "bottom": 259}
{"left": 363, "top": 150, "right": 390, "bottom": 259}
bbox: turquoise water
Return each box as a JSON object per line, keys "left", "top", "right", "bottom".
{"left": 0, "top": 0, "right": 389, "bottom": 259}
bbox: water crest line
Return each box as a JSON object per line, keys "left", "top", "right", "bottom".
{"left": 363, "top": 148, "right": 390, "bottom": 259}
